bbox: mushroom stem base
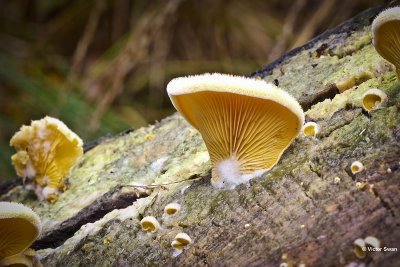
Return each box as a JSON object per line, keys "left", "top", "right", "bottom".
{"left": 211, "top": 157, "right": 267, "bottom": 189}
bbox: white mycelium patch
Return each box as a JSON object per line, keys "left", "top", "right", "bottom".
{"left": 212, "top": 157, "right": 267, "bottom": 189}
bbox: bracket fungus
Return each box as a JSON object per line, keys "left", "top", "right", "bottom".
{"left": 10, "top": 116, "right": 83, "bottom": 202}
{"left": 167, "top": 73, "right": 304, "bottom": 189}
{"left": 361, "top": 88, "right": 388, "bottom": 112}
{"left": 372, "top": 7, "right": 400, "bottom": 79}
{"left": 0, "top": 202, "right": 42, "bottom": 266}
{"left": 302, "top": 122, "right": 319, "bottom": 138}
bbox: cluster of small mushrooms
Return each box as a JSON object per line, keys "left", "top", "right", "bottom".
{"left": 354, "top": 236, "right": 381, "bottom": 259}
{"left": 140, "top": 203, "right": 192, "bottom": 253}
{"left": 1, "top": 5, "right": 398, "bottom": 265}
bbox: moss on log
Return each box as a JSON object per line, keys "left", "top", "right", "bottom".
{"left": 1, "top": 3, "right": 400, "bottom": 267}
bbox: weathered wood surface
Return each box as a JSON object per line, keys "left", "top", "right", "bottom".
{"left": 1, "top": 3, "right": 400, "bottom": 267}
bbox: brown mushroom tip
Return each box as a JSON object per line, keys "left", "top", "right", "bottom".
{"left": 9, "top": 116, "right": 83, "bottom": 201}
{"left": 372, "top": 7, "right": 400, "bottom": 79}
{"left": 167, "top": 73, "right": 304, "bottom": 189}
{"left": 0, "top": 202, "right": 42, "bottom": 259}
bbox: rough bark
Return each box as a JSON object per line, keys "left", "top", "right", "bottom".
{"left": 1, "top": 3, "right": 400, "bottom": 267}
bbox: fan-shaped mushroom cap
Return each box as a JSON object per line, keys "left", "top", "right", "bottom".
{"left": 372, "top": 7, "right": 400, "bottom": 79}
{"left": 10, "top": 116, "right": 83, "bottom": 201}
{"left": 167, "top": 73, "right": 304, "bottom": 189}
{"left": 0, "top": 202, "right": 41, "bottom": 260}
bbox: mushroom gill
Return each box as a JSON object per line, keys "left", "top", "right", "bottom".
{"left": 372, "top": 7, "right": 400, "bottom": 79}
{"left": 10, "top": 116, "right": 83, "bottom": 202}
{"left": 0, "top": 202, "right": 41, "bottom": 261}
{"left": 167, "top": 73, "right": 304, "bottom": 189}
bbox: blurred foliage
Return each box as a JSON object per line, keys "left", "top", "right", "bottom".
{"left": 0, "top": 0, "right": 387, "bottom": 180}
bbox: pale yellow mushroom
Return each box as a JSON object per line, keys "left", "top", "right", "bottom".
{"left": 353, "top": 238, "right": 366, "bottom": 259}
{"left": 10, "top": 116, "right": 83, "bottom": 202}
{"left": 171, "top": 233, "right": 192, "bottom": 251}
{"left": 140, "top": 216, "right": 160, "bottom": 233}
{"left": 302, "top": 122, "right": 319, "bottom": 137}
{"left": 351, "top": 161, "right": 364, "bottom": 174}
{"left": 364, "top": 236, "right": 381, "bottom": 249}
{"left": 164, "top": 203, "right": 181, "bottom": 216}
{"left": 361, "top": 89, "right": 388, "bottom": 112}
{"left": 171, "top": 240, "right": 185, "bottom": 251}
{"left": 174, "top": 233, "right": 192, "bottom": 246}
{"left": 0, "top": 249, "right": 42, "bottom": 267}
{"left": 0, "top": 253, "right": 32, "bottom": 267}
{"left": 167, "top": 73, "right": 304, "bottom": 189}
{"left": 356, "top": 182, "right": 365, "bottom": 190}
{"left": 0, "top": 202, "right": 41, "bottom": 263}
{"left": 372, "top": 7, "right": 400, "bottom": 79}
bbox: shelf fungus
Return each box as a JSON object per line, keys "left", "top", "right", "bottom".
{"left": 167, "top": 73, "right": 304, "bottom": 189}
{"left": 351, "top": 161, "right": 364, "bottom": 174}
{"left": 0, "top": 202, "right": 42, "bottom": 266}
{"left": 164, "top": 203, "right": 181, "bottom": 216}
{"left": 302, "top": 122, "right": 319, "bottom": 138}
{"left": 361, "top": 89, "right": 388, "bottom": 112}
{"left": 140, "top": 216, "right": 160, "bottom": 233}
{"left": 372, "top": 7, "right": 400, "bottom": 79}
{"left": 171, "top": 233, "right": 192, "bottom": 251}
{"left": 10, "top": 116, "right": 83, "bottom": 202}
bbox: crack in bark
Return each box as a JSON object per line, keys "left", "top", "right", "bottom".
{"left": 32, "top": 185, "right": 148, "bottom": 250}
{"left": 371, "top": 186, "right": 396, "bottom": 221}
{"left": 305, "top": 84, "right": 340, "bottom": 111}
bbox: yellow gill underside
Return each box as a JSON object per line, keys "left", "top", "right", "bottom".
{"left": 172, "top": 91, "right": 300, "bottom": 174}
{"left": 376, "top": 20, "right": 400, "bottom": 75}
{"left": 11, "top": 123, "right": 82, "bottom": 190}
{"left": 0, "top": 218, "right": 38, "bottom": 259}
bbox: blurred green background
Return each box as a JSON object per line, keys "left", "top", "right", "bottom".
{"left": 0, "top": 0, "right": 387, "bottom": 181}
